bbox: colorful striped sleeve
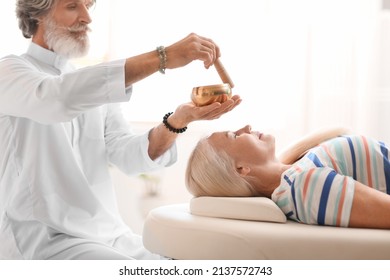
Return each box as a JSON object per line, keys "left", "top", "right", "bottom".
{"left": 291, "top": 167, "right": 355, "bottom": 227}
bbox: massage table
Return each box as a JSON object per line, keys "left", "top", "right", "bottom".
{"left": 143, "top": 197, "right": 390, "bottom": 260}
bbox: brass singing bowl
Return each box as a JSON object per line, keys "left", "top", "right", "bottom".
{"left": 191, "top": 83, "right": 232, "bottom": 107}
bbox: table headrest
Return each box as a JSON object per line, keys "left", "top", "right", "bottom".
{"left": 190, "top": 196, "right": 286, "bottom": 223}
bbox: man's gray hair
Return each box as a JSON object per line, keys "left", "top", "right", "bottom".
{"left": 16, "top": 0, "right": 58, "bottom": 38}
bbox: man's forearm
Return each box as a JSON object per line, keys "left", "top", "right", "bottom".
{"left": 124, "top": 51, "right": 160, "bottom": 87}
{"left": 147, "top": 113, "right": 189, "bottom": 160}
{"left": 147, "top": 123, "right": 179, "bottom": 160}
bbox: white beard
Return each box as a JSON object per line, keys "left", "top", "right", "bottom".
{"left": 43, "top": 17, "right": 91, "bottom": 59}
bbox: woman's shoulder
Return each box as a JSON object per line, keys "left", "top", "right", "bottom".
{"left": 278, "top": 126, "right": 351, "bottom": 164}
{"left": 321, "top": 134, "right": 384, "bottom": 150}
{"left": 273, "top": 165, "right": 323, "bottom": 202}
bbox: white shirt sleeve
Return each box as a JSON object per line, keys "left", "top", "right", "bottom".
{"left": 0, "top": 56, "right": 130, "bottom": 124}
{"left": 104, "top": 104, "right": 177, "bottom": 175}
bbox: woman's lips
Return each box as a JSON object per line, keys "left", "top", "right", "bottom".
{"left": 253, "top": 131, "right": 263, "bottom": 140}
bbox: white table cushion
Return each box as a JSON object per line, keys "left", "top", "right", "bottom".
{"left": 190, "top": 196, "right": 286, "bottom": 223}
{"left": 143, "top": 203, "right": 390, "bottom": 260}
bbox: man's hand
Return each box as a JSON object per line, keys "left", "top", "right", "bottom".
{"left": 125, "top": 33, "right": 223, "bottom": 86}
{"left": 147, "top": 95, "right": 241, "bottom": 160}
{"left": 166, "top": 95, "right": 242, "bottom": 129}
{"left": 165, "top": 33, "right": 221, "bottom": 70}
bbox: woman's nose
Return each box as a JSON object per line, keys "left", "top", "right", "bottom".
{"left": 236, "top": 125, "right": 252, "bottom": 135}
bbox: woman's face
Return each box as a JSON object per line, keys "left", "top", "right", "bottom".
{"left": 207, "top": 125, "right": 276, "bottom": 168}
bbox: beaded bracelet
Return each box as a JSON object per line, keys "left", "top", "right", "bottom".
{"left": 162, "top": 112, "right": 187, "bottom": 133}
{"left": 156, "top": 46, "right": 167, "bottom": 74}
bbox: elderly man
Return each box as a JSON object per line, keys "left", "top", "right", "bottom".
{"left": 0, "top": 0, "right": 240, "bottom": 259}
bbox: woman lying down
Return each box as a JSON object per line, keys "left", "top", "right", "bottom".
{"left": 185, "top": 126, "right": 390, "bottom": 229}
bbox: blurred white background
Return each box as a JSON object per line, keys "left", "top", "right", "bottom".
{"left": 2, "top": 0, "right": 390, "bottom": 233}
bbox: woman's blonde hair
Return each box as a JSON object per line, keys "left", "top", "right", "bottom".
{"left": 185, "top": 137, "right": 258, "bottom": 197}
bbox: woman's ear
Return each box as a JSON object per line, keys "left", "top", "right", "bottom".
{"left": 237, "top": 166, "right": 251, "bottom": 177}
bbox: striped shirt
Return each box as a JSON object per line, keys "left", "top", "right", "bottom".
{"left": 271, "top": 135, "right": 390, "bottom": 227}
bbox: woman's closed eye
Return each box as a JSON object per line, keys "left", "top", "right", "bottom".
{"left": 227, "top": 131, "right": 237, "bottom": 139}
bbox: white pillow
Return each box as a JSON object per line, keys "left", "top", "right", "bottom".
{"left": 190, "top": 196, "right": 287, "bottom": 223}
